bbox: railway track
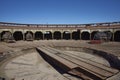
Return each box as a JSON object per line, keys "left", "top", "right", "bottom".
{"left": 37, "top": 46, "right": 119, "bottom": 80}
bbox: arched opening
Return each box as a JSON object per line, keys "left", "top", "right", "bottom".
{"left": 35, "top": 31, "right": 43, "bottom": 40}
{"left": 81, "top": 31, "right": 90, "bottom": 40}
{"left": 114, "top": 31, "right": 120, "bottom": 42}
{"left": 63, "top": 31, "right": 70, "bottom": 40}
{"left": 44, "top": 31, "right": 52, "bottom": 40}
{"left": 72, "top": 31, "right": 80, "bottom": 40}
{"left": 1, "top": 31, "right": 12, "bottom": 41}
{"left": 25, "top": 31, "right": 33, "bottom": 40}
{"left": 104, "top": 31, "right": 113, "bottom": 41}
{"left": 13, "top": 31, "right": 23, "bottom": 41}
{"left": 53, "top": 31, "right": 61, "bottom": 40}
{"left": 91, "top": 31, "right": 98, "bottom": 40}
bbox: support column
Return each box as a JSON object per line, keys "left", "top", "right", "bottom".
{"left": 23, "top": 33, "right": 25, "bottom": 41}
{"left": 112, "top": 29, "right": 115, "bottom": 41}
{"left": 22, "top": 30, "right": 25, "bottom": 41}
{"left": 80, "top": 32, "right": 82, "bottom": 40}
{"left": 33, "top": 33, "right": 35, "bottom": 40}
{"left": 11, "top": 33, "right": 14, "bottom": 40}
{"left": 11, "top": 29, "right": 14, "bottom": 40}
{"left": 90, "top": 30, "right": 92, "bottom": 40}
{"left": 52, "top": 32, "right": 54, "bottom": 39}
{"left": 90, "top": 33, "right": 91, "bottom": 40}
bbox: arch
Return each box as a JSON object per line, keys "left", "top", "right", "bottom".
{"left": 13, "top": 31, "right": 23, "bottom": 41}
{"left": 53, "top": 31, "right": 61, "bottom": 40}
{"left": 104, "top": 31, "right": 113, "bottom": 41}
{"left": 44, "top": 31, "right": 52, "bottom": 40}
{"left": 35, "top": 31, "right": 43, "bottom": 40}
{"left": 114, "top": 30, "right": 120, "bottom": 41}
{"left": 25, "top": 31, "right": 33, "bottom": 40}
{"left": 91, "top": 31, "right": 98, "bottom": 40}
{"left": 1, "top": 31, "right": 12, "bottom": 41}
{"left": 63, "top": 31, "right": 70, "bottom": 40}
{"left": 81, "top": 31, "right": 90, "bottom": 40}
{"left": 72, "top": 31, "right": 80, "bottom": 40}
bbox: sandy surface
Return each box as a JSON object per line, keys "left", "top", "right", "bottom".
{"left": 0, "top": 40, "right": 120, "bottom": 56}
{"left": 0, "top": 40, "right": 120, "bottom": 80}
{"left": 0, "top": 49, "right": 69, "bottom": 80}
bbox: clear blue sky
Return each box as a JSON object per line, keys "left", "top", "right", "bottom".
{"left": 0, "top": 0, "right": 120, "bottom": 24}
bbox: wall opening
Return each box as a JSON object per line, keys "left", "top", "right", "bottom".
{"left": 25, "top": 31, "right": 33, "bottom": 40}
{"left": 104, "top": 31, "right": 113, "bottom": 41}
{"left": 81, "top": 32, "right": 90, "bottom": 40}
{"left": 13, "top": 31, "right": 23, "bottom": 41}
{"left": 72, "top": 31, "right": 80, "bottom": 40}
{"left": 53, "top": 31, "right": 61, "bottom": 40}
{"left": 91, "top": 31, "right": 98, "bottom": 40}
{"left": 1, "top": 31, "right": 12, "bottom": 41}
{"left": 63, "top": 31, "right": 70, "bottom": 40}
{"left": 44, "top": 31, "right": 52, "bottom": 40}
{"left": 114, "top": 31, "right": 120, "bottom": 41}
{"left": 35, "top": 31, "right": 43, "bottom": 40}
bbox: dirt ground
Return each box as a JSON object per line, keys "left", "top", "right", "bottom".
{"left": 0, "top": 40, "right": 120, "bottom": 80}
{"left": 0, "top": 40, "right": 119, "bottom": 57}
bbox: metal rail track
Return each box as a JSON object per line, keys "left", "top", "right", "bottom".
{"left": 37, "top": 47, "right": 119, "bottom": 80}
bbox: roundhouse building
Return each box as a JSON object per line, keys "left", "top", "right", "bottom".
{"left": 0, "top": 22, "right": 120, "bottom": 41}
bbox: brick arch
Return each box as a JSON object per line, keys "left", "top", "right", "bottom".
{"left": 1, "top": 31, "right": 12, "bottom": 41}
{"left": 13, "top": 31, "right": 23, "bottom": 41}
{"left": 63, "top": 31, "right": 71, "bottom": 40}
{"left": 81, "top": 31, "right": 90, "bottom": 40}
{"left": 53, "top": 31, "right": 61, "bottom": 40}
{"left": 72, "top": 31, "right": 80, "bottom": 40}
{"left": 35, "top": 31, "right": 43, "bottom": 40}
{"left": 25, "top": 31, "right": 33, "bottom": 41}
{"left": 44, "top": 31, "right": 52, "bottom": 40}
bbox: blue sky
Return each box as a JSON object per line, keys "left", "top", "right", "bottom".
{"left": 0, "top": 0, "right": 120, "bottom": 24}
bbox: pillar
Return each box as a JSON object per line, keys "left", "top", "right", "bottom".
{"left": 23, "top": 33, "right": 25, "bottom": 41}
{"left": 52, "top": 32, "right": 54, "bottom": 39}
{"left": 90, "top": 30, "right": 92, "bottom": 40}
{"left": 79, "top": 31, "right": 82, "bottom": 40}
{"left": 33, "top": 33, "right": 35, "bottom": 40}
{"left": 22, "top": 30, "right": 25, "bottom": 41}
{"left": 112, "top": 29, "right": 115, "bottom": 41}
{"left": 90, "top": 33, "right": 91, "bottom": 40}
{"left": 11, "top": 29, "right": 14, "bottom": 40}
{"left": 11, "top": 33, "right": 14, "bottom": 40}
